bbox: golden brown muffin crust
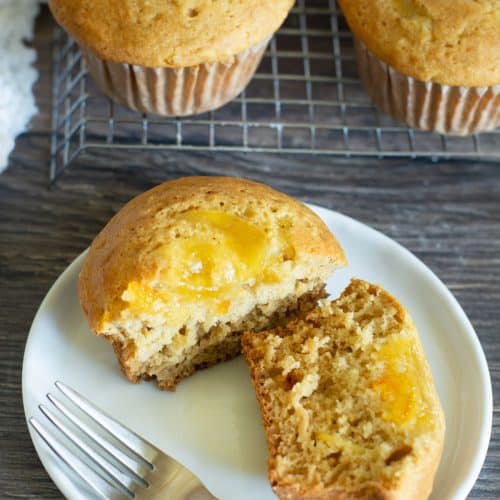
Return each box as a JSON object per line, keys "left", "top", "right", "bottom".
{"left": 78, "top": 176, "right": 347, "bottom": 334}
{"left": 49, "top": 0, "right": 295, "bottom": 68}
{"left": 338, "top": 0, "right": 500, "bottom": 86}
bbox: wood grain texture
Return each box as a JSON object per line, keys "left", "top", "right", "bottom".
{"left": 0, "top": 7, "right": 498, "bottom": 499}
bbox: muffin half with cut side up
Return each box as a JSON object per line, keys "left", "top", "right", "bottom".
{"left": 242, "top": 279, "right": 445, "bottom": 499}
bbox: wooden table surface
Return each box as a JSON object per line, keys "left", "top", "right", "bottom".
{"left": 1, "top": 8, "right": 498, "bottom": 499}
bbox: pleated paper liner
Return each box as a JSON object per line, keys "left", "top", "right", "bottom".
{"left": 81, "top": 38, "right": 269, "bottom": 117}
{"left": 354, "top": 39, "right": 500, "bottom": 136}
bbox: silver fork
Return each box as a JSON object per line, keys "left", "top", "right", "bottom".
{"left": 29, "top": 381, "right": 216, "bottom": 499}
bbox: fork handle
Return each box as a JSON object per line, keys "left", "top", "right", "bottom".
{"left": 141, "top": 456, "right": 217, "bottom": 500}
{"left": 143, "top": 481, "right": 216, "bottom": 500}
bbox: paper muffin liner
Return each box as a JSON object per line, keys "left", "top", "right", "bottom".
{"left": 354, "top": 39, "right": 500, "bottom": 136}
{"left": 81, "top": 38, "right": 269, "bottom": 117}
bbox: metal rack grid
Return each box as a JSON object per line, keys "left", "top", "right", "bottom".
{"left": 50, "top": 0, "right": 500, "bottom": 182}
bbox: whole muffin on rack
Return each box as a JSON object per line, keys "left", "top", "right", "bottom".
{"left": 48, "top": 0, "right": 294, "bottom": 116}
{"left": 337, "top": 0, "right": 500, "bottom": 135}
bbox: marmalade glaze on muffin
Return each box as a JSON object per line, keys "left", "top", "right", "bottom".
{"left": 78, "top": 177, "right": 347, "bottom": 389}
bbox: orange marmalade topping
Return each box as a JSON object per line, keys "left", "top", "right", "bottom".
{"left": 371, "top": 337, "right": 429, "bottom": 427}
{"left": 118, "top": 210, "right": 290, "bottom": 319}
{"left": 163, "top": 210, "right": 268, "bottom": 298}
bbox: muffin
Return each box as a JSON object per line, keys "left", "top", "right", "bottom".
{"left": 242, "top": 279, "right": 445, "bottom": 499}
{"left": 78, "top": 177, "right": 347, "bottom": 389}
{"left": 338, "top": 0, "right": 500, "bottom": 135}
{"left": 49, "top": 1, "right": 294, "bottom": 116}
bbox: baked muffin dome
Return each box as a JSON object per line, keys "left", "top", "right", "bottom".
{"left": 49, "top": 0, "right": 295, "bottom": 68}
{"left": 338, "top": 0, "right": 500, "bottom": 87}
{"left": 79, "top": 177, "right": 346, "bottom": 389}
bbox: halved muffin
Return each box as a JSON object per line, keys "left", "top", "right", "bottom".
{"left": 242, "top": 279, "right": 445, "bottom": 499}
{"left": 79, "top": 176, "right": 346, "bottom": 389}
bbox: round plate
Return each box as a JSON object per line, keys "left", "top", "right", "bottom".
{"left": 23, "top": 205, "right": 492, "bottom": 500}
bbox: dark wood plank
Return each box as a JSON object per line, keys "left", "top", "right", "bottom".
{"left": 0, "top": 7, "right": 498, "bottom": 499}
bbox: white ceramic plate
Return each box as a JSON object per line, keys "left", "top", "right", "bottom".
{"left": 23, "top": 205, "right": 492, "bottom": 500}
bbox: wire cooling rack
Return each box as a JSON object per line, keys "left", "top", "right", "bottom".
{"left": 50, "top": 0, "right": 500, "bottom": 182}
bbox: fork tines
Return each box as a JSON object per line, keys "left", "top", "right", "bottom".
{"left": 29, "top": 381, "right": 214, "bottom": 500}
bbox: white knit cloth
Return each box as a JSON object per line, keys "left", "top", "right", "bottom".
{"left": 0, "top": 0, "right": 39, "bottom": 172}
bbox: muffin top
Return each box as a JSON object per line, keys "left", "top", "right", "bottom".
{"left": 49, "top": 0, "right": 294, "bottom": 68}
{"left": 78, "top": 176, "right": 347, "bottom": 333}
{"left": 338, "top": 0, "right": 500, "bottom": 86}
